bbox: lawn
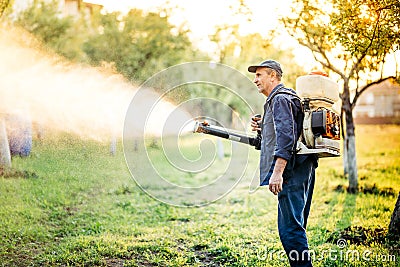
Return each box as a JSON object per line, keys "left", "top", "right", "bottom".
{"left": 0, "top": 125, "right": 399, "bottom": 266}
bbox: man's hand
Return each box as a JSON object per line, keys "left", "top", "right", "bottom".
{"left": 269, "top": 157, "right": 287, "bottom": 195}
{"left": 251, "top": 114, "right": 262, "bottom": 132}
{"left": 269, "top": 172, "right": 283, "bottom": 195}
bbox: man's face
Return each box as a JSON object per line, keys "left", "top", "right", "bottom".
{"left": 253, "top": 67, "right": 274, "bottom": 96}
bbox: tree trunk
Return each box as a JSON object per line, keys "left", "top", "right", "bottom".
{"left": 342, "top": 82, "right": 358, "bottom": 193}
{"left": 388, "top": 192, "right": 400, "bottom": 240}
{"left": 346, "top": 134, "right": 358, "bottom": 193}
{"left": 341, "top": 110, "right": 348, "bottom": 175}
{"left": 342, "top": 142, "right": 348, "bottom": 175}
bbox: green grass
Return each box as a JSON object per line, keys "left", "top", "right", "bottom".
{"left": 0, "top": 126, "right": 399, "bottom": 266}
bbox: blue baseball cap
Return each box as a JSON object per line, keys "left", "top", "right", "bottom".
{"left": 248, "top": 59, "right": 283, "bottom": 76}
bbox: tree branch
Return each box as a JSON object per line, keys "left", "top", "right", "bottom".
{"left": 298, "top": 36, "right": 347, "bottom": 79}
{"left": 351, "top": 76, "right": 396, "bottom": 109}
{"left": 317, "top": 45, "right": 347, "bottom": 79}
{"left": 349, "top": 10, "right": 382, "bottom": 78}
{"left": 377, "top": 3, "right": 399, "bottom": 12}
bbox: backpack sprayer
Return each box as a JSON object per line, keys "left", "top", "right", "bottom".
{"left": 193, "top": 73, "right": 341, "bottom": 158}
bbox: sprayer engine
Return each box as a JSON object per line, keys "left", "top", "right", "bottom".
{"left": 311, "top": 108, "right": 340, "bottom": 140}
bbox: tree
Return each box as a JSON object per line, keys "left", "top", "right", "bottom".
{"left": 282, "top": 0, "right": 400, "bottom": 193}
{"left": 12, "top": 0, "right": 98, "bottom": 61}
{"left": 15, "top": 0, "right": 73, "bottom": 55}
{"left": 83, "top": 9, "right": 192, "bottom": 83}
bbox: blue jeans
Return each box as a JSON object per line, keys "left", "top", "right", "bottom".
{"left": 278, "top": 156, "right": 316, "bottom": 267}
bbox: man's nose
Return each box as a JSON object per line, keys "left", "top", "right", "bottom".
{"left": 253, "top": 77, "right": 258, "bottom": 83}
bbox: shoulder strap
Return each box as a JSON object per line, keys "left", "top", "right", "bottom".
{"left": 267, "top": 89, "right": 304, "bottom": 146}
{"left": 267, "top": 90, "right": 301, "bottom": 104}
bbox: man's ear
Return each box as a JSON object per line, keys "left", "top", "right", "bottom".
{"left": 270, "top": 70, "right": 277, "bottom": 80}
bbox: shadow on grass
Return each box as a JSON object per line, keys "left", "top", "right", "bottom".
{"left": 326, "top": 225, "right": 387, "bottom": 246}
{"left": 334, "top": 184, "right": 396, "bottom": 197}
{"left": 0, "top": 167, "right": 39, "bottom": 179}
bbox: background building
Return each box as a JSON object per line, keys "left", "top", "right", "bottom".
{"left": 353, "top": 79, "right": 400, "bottom": 124}
{"left": 61, "top": 0, "right": 102, "bottom": 18}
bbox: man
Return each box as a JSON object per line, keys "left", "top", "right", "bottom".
{"left": 248, "top": 59, "right": 318, "bottom": 267}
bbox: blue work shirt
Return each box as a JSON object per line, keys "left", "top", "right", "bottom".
{"left": 259, "top": 84, "right": 305, "bottom": 186}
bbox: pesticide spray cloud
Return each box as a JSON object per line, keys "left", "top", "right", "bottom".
{"left": 0, "top": 26, "right": 259, "bottom": 206}
{"left": 0, "top": 26, "right": 191, "bottom": 141}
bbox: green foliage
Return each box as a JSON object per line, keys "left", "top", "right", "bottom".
{"left": 13, "top": 1, "right": 196, "bottom": 82}
{"left": 13, "top": 0, "right": 99, "bottom": 61}
{"left": 83, "top": 9, "right": 193, "bottom": 82}
{"left": 0, "top": 0, "right": 10, "bottom": 17}
{"left": 331, "top": 0, "right": 400, "bottom": 71}
{"left": 15, "top": 0, "right": 73, "bottom": 54}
